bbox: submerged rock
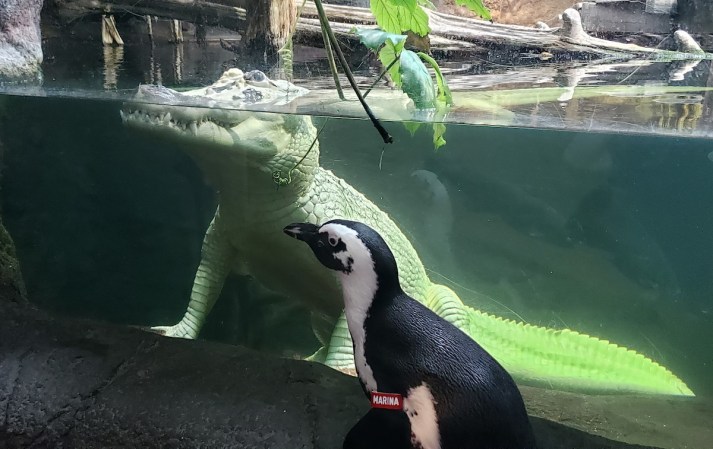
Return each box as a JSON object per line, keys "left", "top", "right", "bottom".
{"left": 0, "top": 297, "right": 707, "bottom": 448}
{"left": 0, "top": 119, "right": 27, "bottom": 302}
{"left": 0, "top": 219, "right": 26, "bottom": 303}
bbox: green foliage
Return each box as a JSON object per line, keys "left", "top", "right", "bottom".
{"left": 370, "top": 0, "right": 429, "bottom": 36}
{"left": 377, "top": 39, "right": 404, "bottom": 85}
{"left": 417, "top": 52, "right": 452, "bottom": 106}
{"left": 354, "top": 28, "right": 406, "bottom": 51}
{"left": 364, "top": 29, "right": 448, "bottom": 109}
{"left": 370, "top": 0, "right": 491, "bottom": 36}
{"left": 355, "top": 26, "right": 450, "bottom": 148}
{"left": 431, "top": 112, "right": 447, "bottom": 149}
{"left": 403, "top": 121, "right": 422, "bottom": 135}
{"left": 399, "top": 49, "right": 436, "bottom": 109}
{"left": 356, "top": 0, "right": 493, "bottom": 148}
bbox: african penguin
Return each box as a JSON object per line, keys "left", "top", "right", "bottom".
{"left": 283, "top": 219, "right": 537, "bottom": 449}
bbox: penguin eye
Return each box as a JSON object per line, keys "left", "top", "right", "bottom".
{"left": 328, "top": 237, "right": 338, "bottom": 247}
{"left": 316, "top": 240, "right": 325, "bottom": 248}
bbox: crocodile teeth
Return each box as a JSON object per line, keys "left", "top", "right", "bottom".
{"left": 189, "top": 121, "right": 198, "bottom": 135}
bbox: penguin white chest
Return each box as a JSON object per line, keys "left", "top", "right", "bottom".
{"left": 404, "top": 383, "right": 441, "bottom": 449}
{"left": 341, "top": 268, "right": 378, "bottom": 391}
{"left": 337, "top": 249, "right": 379, "bottom": 393}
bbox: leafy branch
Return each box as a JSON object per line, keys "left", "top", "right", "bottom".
{"left": 359, "top": 0, "right": 489, "bottom": 148}
{"left": 355, "top": 28, "right": 453, "bottom": 148}
{"left": 312, "top": 0, "right": 491, "bottom": 148}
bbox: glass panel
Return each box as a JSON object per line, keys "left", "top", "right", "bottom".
{"left": 0, "top": 0, "right": 711, "bottom": 447}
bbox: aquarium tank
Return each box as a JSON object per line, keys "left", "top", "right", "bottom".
{"left": 0, "top": 0, "right": 711, "bottom": 447}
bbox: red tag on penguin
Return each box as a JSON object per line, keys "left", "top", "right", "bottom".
{"left": 370, "top": 391, "right": 403, "bottom": 410}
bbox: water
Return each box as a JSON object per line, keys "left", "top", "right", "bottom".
{"left": 1, "top": 36, "right": 712, "bottom": 448}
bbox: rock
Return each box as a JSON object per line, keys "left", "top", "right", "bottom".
{"left": 0, "top": 299, "right": 362, "bottom": 448}
{"left": 0, "top": 219, "right": 26, "bottom": 303}
{"left": 0, "top": 0, "right": 43, "bottom": 82}
{"left": 0, "top": 113, "right": 27, "bottom": 303}
{"left": 0, "top": 297, "right": 694, "bottom": 449}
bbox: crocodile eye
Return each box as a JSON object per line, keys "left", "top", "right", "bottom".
{"left": 245, "top": 70, "right": 268, "bottom": 85}
{"left": 328, "top": 237, "right": 338, "bottom": 247}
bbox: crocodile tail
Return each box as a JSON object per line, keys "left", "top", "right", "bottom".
{"left": 423, "top": 284, "right": 694, "bottom": 397}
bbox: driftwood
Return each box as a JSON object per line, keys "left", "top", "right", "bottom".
{"left": 49, "top": 0, "right": 711, "bottom": 60}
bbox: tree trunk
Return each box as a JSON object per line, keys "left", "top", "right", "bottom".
{"left": 244, "top": 0, "right": 296, "bottom": 54}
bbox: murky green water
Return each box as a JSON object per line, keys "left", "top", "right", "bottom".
{"left": 1, "top": 91, "right": 711, "bottom": 394}
{"left": 1, "top": 36, "right": 712, "bottom": 448}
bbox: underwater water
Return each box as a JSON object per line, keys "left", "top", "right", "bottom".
{"left": 1, "top": 35, "right": 713, "bottom": 448}
{"left": 2, "top": 92, "right": 712, "bottom": 430}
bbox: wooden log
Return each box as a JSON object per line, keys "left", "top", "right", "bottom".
{"left": 244, "top": 0, "right": 296, "bottom": 54}
{"left": 101, "top": 14, "right": 124, "bottom": 46}
{"left": 52, "top": 0, "right": 247, "bottom": 33}
{"left": 48, "top": 0, "right": 710, "bottom": 59}
{"left": 170, "top": 19, "right": 183, "bottom": 43}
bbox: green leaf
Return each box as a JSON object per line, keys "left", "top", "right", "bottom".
{"left": 399, "top": 49, "right": 436, "bottom": 109}
{"left": 454, "top": 0, "right": 492, "bottom": 20}
{"left": 417, "top": 52, "right": 452, "bottom": 106}
{"left": 370, "top": 0, "right": 405, "bottom": 34}
{"left": 354, "top": 27, "right": 407, "bottom": 51}
{"left": 371, "top": 0, "right": 430, "bottom": 36}
{"left": 431, "top": 104, "right": 449, "bottom": 149}
{"left": 403, "top": 121, "right": 422, "bottom": 135}
{"left": 378, "top": 39, "right": 406, "bottom": 85}
{"left": 432, "top": 121, "right": 446, "bottom": 149}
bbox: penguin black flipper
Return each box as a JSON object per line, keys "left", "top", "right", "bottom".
{"left": 364, "top": 292, "right": 538, "bottom": 449}
{"left": 343, "top": 408, "right": 413, "bottom": 449}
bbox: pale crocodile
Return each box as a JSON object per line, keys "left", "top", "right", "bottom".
{"left": 121, "top": 68, "right": 693, "bottom": 396}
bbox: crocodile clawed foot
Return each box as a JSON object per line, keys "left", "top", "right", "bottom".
{"left": 151, "top": 324, "right": 196, "bottom": 338}
{"left": 131, "top": 323, "right": 196, "bottom": 339}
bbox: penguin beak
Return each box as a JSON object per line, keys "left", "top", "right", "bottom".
{"left": 283, "top": 222, "right": 319, "bottom": 242}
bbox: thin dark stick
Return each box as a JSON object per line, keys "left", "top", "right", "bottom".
{"left": 312, "top": 0, "right": 393, "bottom": 144}
{"left": 316, "top": 8, "right": 345, "bottom": 100}
{"left": 364, "top": 55, "right": 400, "bottom": 99}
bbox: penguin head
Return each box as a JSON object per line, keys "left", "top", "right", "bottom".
{"left": 283, "top": 219, "right": 401, "bottom": 293}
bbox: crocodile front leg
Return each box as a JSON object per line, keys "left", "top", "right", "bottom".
{"left": 152, "top": 207, "right": 234, "bottom": 338}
